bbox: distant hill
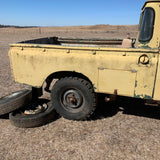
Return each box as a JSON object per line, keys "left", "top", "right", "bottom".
{"left": 0, "top": 24, "right": 37, "bottom": 28}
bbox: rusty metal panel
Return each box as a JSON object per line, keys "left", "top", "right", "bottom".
{"left": 97, "top": 48, "right": 158, "bottom": 99}
{"left": 8, "top": 45, "right": 99, "bottom": 90}
{"left": 8, "top": 43, "right": 159, "bottom": 100}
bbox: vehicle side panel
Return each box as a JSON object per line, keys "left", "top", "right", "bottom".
{"left": 9, "top": 44, "right": 159, "bottom": 99}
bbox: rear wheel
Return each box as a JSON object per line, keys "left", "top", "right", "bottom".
{"left": 51, "top": 77, "right": 96, "bottom": 120}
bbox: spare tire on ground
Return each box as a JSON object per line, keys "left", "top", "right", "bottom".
{"left": 0, "top": 90, "right": 32, "bottom": 116}
{"left": 9, "top": 101, "right": 57, "bottom": 128}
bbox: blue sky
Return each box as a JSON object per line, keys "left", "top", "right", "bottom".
{"left": 0, "top": 0, "right": 146, "bottom": 26}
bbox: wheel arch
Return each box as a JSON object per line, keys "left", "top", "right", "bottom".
{"left": 44, "top": 71, "right": 95, "bottom": 91}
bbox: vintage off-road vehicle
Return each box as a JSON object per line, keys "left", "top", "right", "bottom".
{"left": 8, "top": 0, "right": 160, "bottom": 120}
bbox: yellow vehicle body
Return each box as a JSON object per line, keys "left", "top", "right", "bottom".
{"left": 8, "top": 0, "right": 160, "bottom": 101}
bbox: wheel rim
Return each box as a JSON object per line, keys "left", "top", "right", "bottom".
{"left": 62, "top": 89, "right": 83, "bottom": 109}
{"left": 24, "top": 103, "right": 48, "bottom": 115}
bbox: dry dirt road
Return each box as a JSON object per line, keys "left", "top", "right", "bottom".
{"left": 1, "top": 25, "right": 160, "bottom": 160}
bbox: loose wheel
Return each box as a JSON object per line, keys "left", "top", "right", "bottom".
{"left": 9, "top": 101, "right": 57, "bottom": 128}
{"left": 0, "top": 90, "right": 32, "bottom": 116}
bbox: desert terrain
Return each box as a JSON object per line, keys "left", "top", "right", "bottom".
{"left": 1, "top": 25, "right": 160, "bottom": 160}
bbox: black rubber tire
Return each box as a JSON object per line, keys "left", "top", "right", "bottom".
{"left": 9, "top": 102, "right": 57, "bottom": 128}
{"left": 51, "top": 77, "right": 96, "bottom": 120}
{"left": 0, "top": 90, "right": 32, "bottom": 116}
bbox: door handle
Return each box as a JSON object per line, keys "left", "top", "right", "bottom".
{"left": 138, "top": 54, "right": 149, "bottom": 65}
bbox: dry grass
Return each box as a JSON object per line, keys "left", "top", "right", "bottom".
{"left": 1, "top": 25, "right": 160, "bottom": 160}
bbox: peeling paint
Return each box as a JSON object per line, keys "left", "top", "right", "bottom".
{"left": 134, "top": 93, "right": 152, "bottom": 99}
{"left": 143, "top": 95, "right": 152, "bottom": 99}
{"left": 144, "top": 85, "right": 147, "bottom": 88}
{"left": 93, "top": 84, "right": 97, "bottom": 90}
{"left": 138, "top": 45, "right": 152, "bottom": 49}
{"left": 135, "top": 80, "right": 138, "bottom": 88}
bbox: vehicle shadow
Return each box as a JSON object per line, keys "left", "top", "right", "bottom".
{"left": 118, "top": 96, "right": 160, "bottom": 120}
{"left": 90, "top": 94, "right": 160, "bottom": 121}
{"left": 0, "top": 114, "right": 9, "bottom": 119}
{"left": 90, "top": 93, "right": 119, "bottom": 120}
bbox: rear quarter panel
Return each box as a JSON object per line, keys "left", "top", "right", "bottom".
{"left": 9, "top": 44, "right": 99, "bottom": 89}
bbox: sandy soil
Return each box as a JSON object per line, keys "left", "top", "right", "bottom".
{"left": 1, "top": 25, "right": 160, "bottom": 160}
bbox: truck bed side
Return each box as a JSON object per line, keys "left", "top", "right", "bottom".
{"left": 9, "top": 40, "right": 159, "bottom": 99}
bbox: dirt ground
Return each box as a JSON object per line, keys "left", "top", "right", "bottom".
{"left": 1, "top": 25, "right": 160, "bottom": 160}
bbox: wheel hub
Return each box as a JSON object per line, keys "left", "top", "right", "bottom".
{"left": 63, "top": 89, "right": 83, "bottom": 109}
{"left": 24, "top": 103, "right": 48, "bottom": 115}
